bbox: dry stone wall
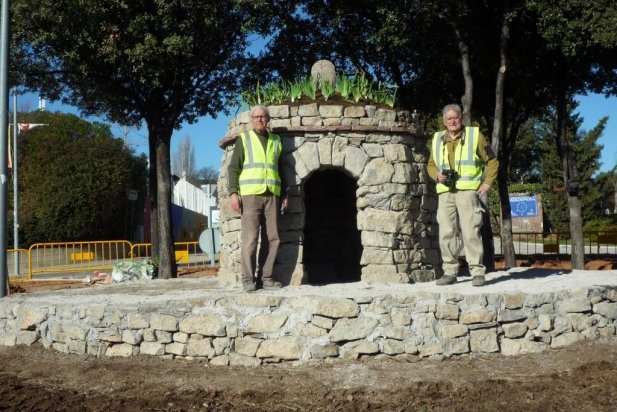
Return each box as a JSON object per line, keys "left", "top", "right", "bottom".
{"left": 217, "top": 102, "right": 440, "bottom": 286}
{"left": 1, "top": 286, "right": 616, "bottom": 364}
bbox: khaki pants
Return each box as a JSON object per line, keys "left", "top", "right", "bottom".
{"left": 436, "top": 190, "right": 485, "bottom": 278}
{"left": 240, "top": 194, "right": 280, "bottom": 281}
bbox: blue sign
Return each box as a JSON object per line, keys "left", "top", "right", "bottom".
{"left": 510, "top": 195, "right": 538, "bottom": 218}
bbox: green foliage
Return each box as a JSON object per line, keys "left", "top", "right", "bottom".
{"left": 300, "top": 78, "right": 317, "bottom": 100}
{"left": 319, "top": 79, "right": 334, "bottom": 101}
{"left": 336, "top": 74, "right": 352, "bottom": 99}
{"left": 289, "top": 81, "right": 303, "bottom": 102}
{"left": 583, "top": 218, "right": 617, "bottom": 233}
{"left": 239, "top": 72, "right": 398, "bottom": 108}
{"left": 15, "top": 111, "right": 147, "bottom": 246}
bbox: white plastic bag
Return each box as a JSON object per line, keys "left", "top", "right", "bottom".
{"left": 112, "top": 259, "right": 158, "bottom": 283}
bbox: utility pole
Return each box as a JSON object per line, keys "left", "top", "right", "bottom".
{"left": 0, "top": 0, "right": 11, "bottom": 297}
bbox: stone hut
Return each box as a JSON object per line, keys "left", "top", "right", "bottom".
{"left": 217, "top": 90, "right": 439, "bottom": 287}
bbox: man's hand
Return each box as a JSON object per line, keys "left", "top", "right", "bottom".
{"left": 476, "top": 183, "right": 491, "bottom": 196}
{"left": 231, "top": 193, "right": 242, "bottom": 214}
{"left": 436, "top": 170, "right": 447, "bottom": 184}
{"left": 280, "top": 195, "right": 290, "bottom": 214}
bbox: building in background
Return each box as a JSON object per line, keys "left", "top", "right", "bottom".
{"left": 171, "top": 174, "right": 218, "bottom": 241}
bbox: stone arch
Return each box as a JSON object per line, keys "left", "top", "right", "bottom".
{"left": 302, "top": 167, "right": 362, "bottom": 284}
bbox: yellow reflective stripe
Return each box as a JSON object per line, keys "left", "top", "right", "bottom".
{"left": 242, "top": 163, "right": 278, "bottom": 170}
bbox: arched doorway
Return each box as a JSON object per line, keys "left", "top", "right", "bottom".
{"left": 303, "top": 168, "right": 362, "bottom": 284}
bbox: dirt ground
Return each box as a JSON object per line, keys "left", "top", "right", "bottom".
{"left": 0, "top": 339, "right": 616, "bottom": 411}
{"left": 2, "top": 259, "right": 617, "bottom": 411}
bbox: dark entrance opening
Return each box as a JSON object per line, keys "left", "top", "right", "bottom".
{"left": 303, "top": 168, "right": 363, "bottom": 284}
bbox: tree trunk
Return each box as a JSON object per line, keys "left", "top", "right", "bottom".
{"left": 148, "top": 137, "right": 159, "bottom": 263}
{"left": 497, "top": 164, "right": 517, "bottom": 268}
{"left": 555, "top": 91, "right": 585, "bottom": 269}
{"left": 451, "top": 18, "right": 495, "bottom": 272}
{"left": 156, "top": 135, "right": 177, "bottom": 279}
{"left": 492, "top": 1, "right": 516, "bottom": 269}
{"left": 450, "top": 23, "right": 473, "bottom": 124}
{"left": 613, "top": 177, "right": 617, "bottom": 214}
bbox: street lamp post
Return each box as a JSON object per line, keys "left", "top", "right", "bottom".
{"left": 12, "top": 89, "right": 18, "bottom": 278}
{"left": 0, "top": 0, "right": 10, "bottom": 297}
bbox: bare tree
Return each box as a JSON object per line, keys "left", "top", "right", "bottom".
{"left": 172, "top": 134, "right": 196, "bottom": 180}
{"left": 196, "top": 166, "right": 219, "bottom": 185}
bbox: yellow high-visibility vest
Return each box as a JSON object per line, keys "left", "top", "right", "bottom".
{"left": 432, "top": 126, "right": 483, "bottom": 193}
{"left": 238, "top": 130, "right": 282, "bottom": 196}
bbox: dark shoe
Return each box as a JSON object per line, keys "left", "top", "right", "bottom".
{"left": 262, "top": 278, "right": 283, "bottom": 289}
{"left": 472, "top": 276, "right": 485, "bottom": 287}
{"left": 435, "top": 275, "right": 457, "bottom": 286}
{"left": 242, "top": 278, "right": 257, "bottom": 292}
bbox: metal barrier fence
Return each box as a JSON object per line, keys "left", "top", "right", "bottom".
{"left": 5, "top": 231, "right": 614, "bottom": 281}
{"left": 7, "top": 240, "right": 213, "bottom": 281}
{"left": 493, "top": 231, "right": 617, "bottom": 256}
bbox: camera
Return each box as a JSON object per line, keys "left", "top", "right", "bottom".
{"left": 442, "top": 169, "right": 458, "bottom": 187}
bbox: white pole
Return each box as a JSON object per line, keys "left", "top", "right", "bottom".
{"left": 12, "top": 89, "right": 18, "bottom": 277}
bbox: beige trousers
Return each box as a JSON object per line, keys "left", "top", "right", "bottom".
{"left": 436, "top": 190, "right": 485, "bottom": 278}
{"left": 240, "top": 194, "right": 280, "bottom": 281}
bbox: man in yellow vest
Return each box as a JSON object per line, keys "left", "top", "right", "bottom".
{"left": 427, "top": 104, "right": 499, "bottom": 287}
{"left": 227, "top": 105, "right": 289, "bottom": 292}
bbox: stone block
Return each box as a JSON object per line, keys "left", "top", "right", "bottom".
{"left": 229, "top": 353, "right": 261, "bottom": 366}
{"left": 19, "top": 307, "right": 47, "bottom": 330}
{"left": 435, "top": 304, "right": 459, "bottom": 320}
{"left": 382, "top": 339, "right": 405, "bottom": 355}
{"left": 166, "top": 342, "right": 187, "bottom": 356}
{"left": 558, "top": 298, "right": 592, "bottom": 313}
{"left": 235, "top": 337, "right": 262, "bottom": 357}
{"left": 503, "top": 293, "right": 524, "bottom": 309}
{"left": 310, "top": 344, "right": 339, "bottom": 359}
{"left": 122, "top": 329, "right": 144, "bottom": 345}
{"left": 179, "top": 315, "right": 226, "bottom": 336}
{"left": 150, "top": 314, "right": 178, "bottom": 332}
{"left": 140, "top": 341, "right": 166, "bottom": 356}
{"left": 444, "top": 336, "right": 469, "bottom": 355}
{"left": 341, "top": 340, "right": 379, "bottom": 358}
{"left": 212, "top": 337, "right": 231, "bottom": 355}
{"left": 551, "top": 332, "right": 584, "bottom": 348}
{"left": 256, "top": 336, "right": 305, "bottom": 360}
{"left": 501, "top": 338, "right": 547, "bottom": 356}
{"left": 502, "top": 322, "right": 528, "bottom": 338}
{"left": 312, "top": 315, "right": 334, "bottom": 330}
{"left": 126, "top": 313, "right": 149, "bottom": 329}
{"left": 296, "top": 323, "right": 326, "bottom": 338}
{"left": 187, "top": 339, "right": 215, "bottom": 358}
{"left": 593, "top": 302, "right": 617, "bottom": 319}
{"left": 106, "top": 343, "right": 138, "bottom": 357}
{"left": 439, "top": 324, "right": 468, "bottom": 339}
{"left": 497, "top": 309, "right": 527, "bottom": 323}
{"left": 245, "top": 314, "right": 288, "bottom": 334}
{"left": 329, "top": 318, "right": 379, "bottom": 342}
{"left": 173, "top": 332, "right": 189, "bottom": 344}
{"left": 155, "top": 330, "right": 173, "bottom": 344}
{"left": 470, "top": 328, "right": 499, "bottom": 353}
{"left": 235, "top": 294, "right": 283, "bottom": 308}
{"left": 312, "top": 298, "right": 360, "bottom": 319}
{"left": 67, "top": 338, "right": 86, "bottom": 355}
{"left": 418, "top": 342, "right": 442, "bottom": 357}
{"left": 460, "top": 309, "right": 495, "bottom": 324}
{"left": 16, "top": 331, "right": 38, "bottom": 346}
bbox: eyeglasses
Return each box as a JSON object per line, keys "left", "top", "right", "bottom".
{"left": 251, "top": 115, "right": 269, "bottom": 119}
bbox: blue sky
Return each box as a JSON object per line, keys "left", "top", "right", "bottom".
{"left": 17, "top": 92, "right": 616, "bottom": 174}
